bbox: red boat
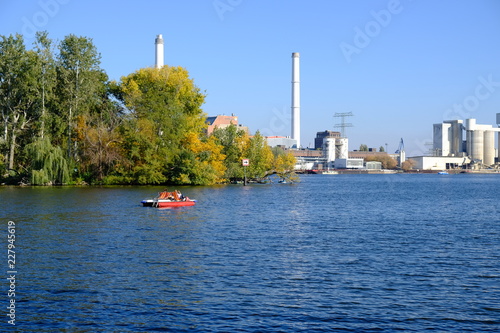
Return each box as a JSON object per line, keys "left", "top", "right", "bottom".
{"left": 141, "top": 190, "right": 196, "bottom": 208}
{"left": 154, "top": 199, "right": 196, "bottom": 208}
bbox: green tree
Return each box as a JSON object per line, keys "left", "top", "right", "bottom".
{"left": 24, "top": 137, "right": 70, "bottom": 185}
{"left": 272, "top": 146, "right": 298, "bottom": 182}
{"left": 212, "top": 124, "right": 248, "bottom": 180}
{"left": 55, "top": 34, "right": 105, "bottom": 160}
{"left": 115, "top": 66, "right": 207, "bottom": 184}
{"left": 171, "top": 132, "right": 226, "bottom": 185}
{"left": 379, "top": 146, "right": 385, "bottom": 152}
{"left": 242, "top": 131, "right": 273, "bottom": 180}
{"left": 32, "top": 31, "right": 57, "bottom": 139}
{"left": 359, "top": 144, "right": 368, "bottom": 151}
{"left": 0, "top": 34, "right": 39, "bottom": 173}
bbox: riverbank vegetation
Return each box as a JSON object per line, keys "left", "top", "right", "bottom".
{"left": 0, "top": 32, "right": 296, "bottom": 186}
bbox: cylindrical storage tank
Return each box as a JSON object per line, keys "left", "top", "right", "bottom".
{"left": 336, "top": 138, "right": 348, "bottom": 159}
{"left": 498, "top": 129, "right": 500, "bottom": 160}
{"left": 451, "top": 121, "right": 463, "bottom": 155}
{"left": 471, "top": 130, "right": 484, "bottom": 161}
{"left": 483, "top": 130, "right": 495, "bottom": 166}
{"left": 399, "top": 150, "right": 406, "bottom": 167}
{"left": 323, "top": 138, "right": 336, "bottom": 162}
{"left": 466, "top": 131, "right": 473, "bottom": 156}
{"left": 465, "top": 118, "right": 476, "bottom": 130}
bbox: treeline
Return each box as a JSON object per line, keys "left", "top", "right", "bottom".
{"left": 0, "top": 32, "right": 296, "bottom": 185}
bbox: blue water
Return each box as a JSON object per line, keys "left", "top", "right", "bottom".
{"left": 1, "top": 174, "right": 499, "bottom": 332}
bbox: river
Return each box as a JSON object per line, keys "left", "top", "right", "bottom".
{"left": 1, "top": 174, "right": 499, "bottom": 332}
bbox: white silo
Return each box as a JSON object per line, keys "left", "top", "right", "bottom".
{"left": 323, "top": 137, "right": 336, "bottom": 164}
{"left": 448, "top": 120, "right": 464, "bottom": 155}
{"left": 471, "top": 130, "right": 484, "bottom": 161}
{"left": 465, "top": 118, "right": 476, "bottom": 158}
{"left": 155, "top": 34, "right": 164, "bottom": 68}
{"left": 483, "top": 130, "right": 495, "bottom": 165}
{"left": 336, "top": 138, "right": 349, "bottom": 159}
{"left": 291, "top": 52, "right": 300, "bottom": 148}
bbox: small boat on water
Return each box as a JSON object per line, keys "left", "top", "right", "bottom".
{"left": 322, "top": 170, "right": 338, "bottom": 175}
{"left": 141, "top": 190, "right": 196, "bottom": 208}
{"left": 437, "top": 171, "right": 449, "bottom": 175}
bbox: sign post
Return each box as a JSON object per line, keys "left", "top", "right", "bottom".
{"left": 242, "top": 159, "right": 249, "bottom": 186}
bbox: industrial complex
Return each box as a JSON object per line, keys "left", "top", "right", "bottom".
{"left": 154, "top": 35, "right": 500, "bottom": 172}
{"left": 411, "top": 115, "right": 500, "bottom": 171}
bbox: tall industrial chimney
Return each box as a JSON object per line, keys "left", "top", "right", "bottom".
{"left": 291, "top": 52, "right": 300, "bottom": 148}
{"left": 155, "top": 34, "right": 164, "bottom": 68}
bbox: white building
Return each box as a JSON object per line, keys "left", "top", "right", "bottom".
{"left": 410, "top": 156, "right": 470, "bottom": 171}
{"left": 433, "top": 115, "right": 500, "bottom": 166}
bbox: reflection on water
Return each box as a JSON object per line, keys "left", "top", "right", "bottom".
{"left": 1, "top": 175, "right": 499, "bottom": 332}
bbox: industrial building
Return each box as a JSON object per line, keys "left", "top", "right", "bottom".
{"left": 315, "top": 131, "right": 340, "bottom": 150}
{"left": 266, "top": 136, "right": 297, "bottom": 149}
{"left": 410, "top": 156, "right": 471, "bottom": 171}
{"left": 205, "top": 115, "right": 248, "bottom": 136}
{"left": 431, "top": 114, "right": 500, "bottom": 168}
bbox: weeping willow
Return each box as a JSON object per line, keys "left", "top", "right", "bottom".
{"left": 25, "top": 137, "right": 70, "bottom": 185}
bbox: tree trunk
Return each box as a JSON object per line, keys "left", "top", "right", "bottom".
{"left": 8, "top": 131, "right": 16, "bottom": 170}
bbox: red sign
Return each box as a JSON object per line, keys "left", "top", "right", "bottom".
{"left": 242, "top": 159, "right": 249, "bottom": 166}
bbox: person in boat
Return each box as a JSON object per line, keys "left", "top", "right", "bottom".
{"left": 173, "top": 190, "right": 183, "bottom": 201}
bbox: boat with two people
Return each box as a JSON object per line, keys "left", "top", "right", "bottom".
{"left": 141, "top": 189, "right": 196, "bottom": 208}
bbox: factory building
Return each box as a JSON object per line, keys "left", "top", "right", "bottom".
{"left": 432, "top": 114, "right": 500, "bottom": 167}
{"left": 315, "top": 131, "right": 340, "bottom": 150}
{"left": 205, "top": 115, "right": 248, "bottom": 136}
{"left": 266, "top": 136, "right": 297, "bottom": 149}
{"left": 410, "top": 156, "right": 471, "bottom": 171}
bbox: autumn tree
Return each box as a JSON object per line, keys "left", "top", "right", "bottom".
{"left": 115, "top": 66, "right": 209, "bottom": 184}
{"left": 171, "top": 132, "right": 226, "bottom": 185}
{"left": 401, "top": 159, "right": 416, "bottom": 171}
{"left": 212, "top": 124, "right": 248, "bottom": 181}
{"left": 242, "top": 131, "right": 274, "bottom": 180}
{"left": 365, "top": 154, "right": 397, "bottom": 169}
{"left": 272, "top": 146, "right": 298, "bottom": 182}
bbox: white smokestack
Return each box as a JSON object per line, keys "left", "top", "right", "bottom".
{"left": 155, "top": 34, "right": 164, "bottom": 68}
{"left": 291, "top": 52, "right": 300, "bottom": 148}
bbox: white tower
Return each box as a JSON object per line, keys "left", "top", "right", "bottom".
{"left": 155, "top": 34, "right": 164, "bottom": 68}
{"left": 291, "top": 52, "right": 300, "bottom": 148}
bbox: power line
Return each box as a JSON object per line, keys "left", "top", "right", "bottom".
{"left": 334, "top": 112, "right": 354, "bottom": 138}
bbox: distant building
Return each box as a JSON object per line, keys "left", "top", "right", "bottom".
{"left": 365, "top": 161, "right": 382, "bottom": 170}
{"left": 266, "top": 136, "right": 297, "bottom": 149}
{"left": 432, "top": 116, "right": 500, "bottom": 166}
{"left": 410, "top": 156, "right": 470, "bottom": 170}
{"left": 335, "top": 158, "right": 364, "bottom": 169}
{"left": 206, "top": 115, "right": 248, "bottom": 136}
{"left": 314, "top": 130, "right": 340, "bottom": 150}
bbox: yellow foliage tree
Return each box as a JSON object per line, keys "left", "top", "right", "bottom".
{"left": 173, "top": 132, "right": 226, "bottom": 185}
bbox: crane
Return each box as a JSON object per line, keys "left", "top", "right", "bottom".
{"left": 395, "top": 138, "right": 404, "bottom": 154}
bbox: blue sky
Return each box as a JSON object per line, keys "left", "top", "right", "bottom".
{"left": 1, "top": 0, "right": 500, "bottom": 155}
